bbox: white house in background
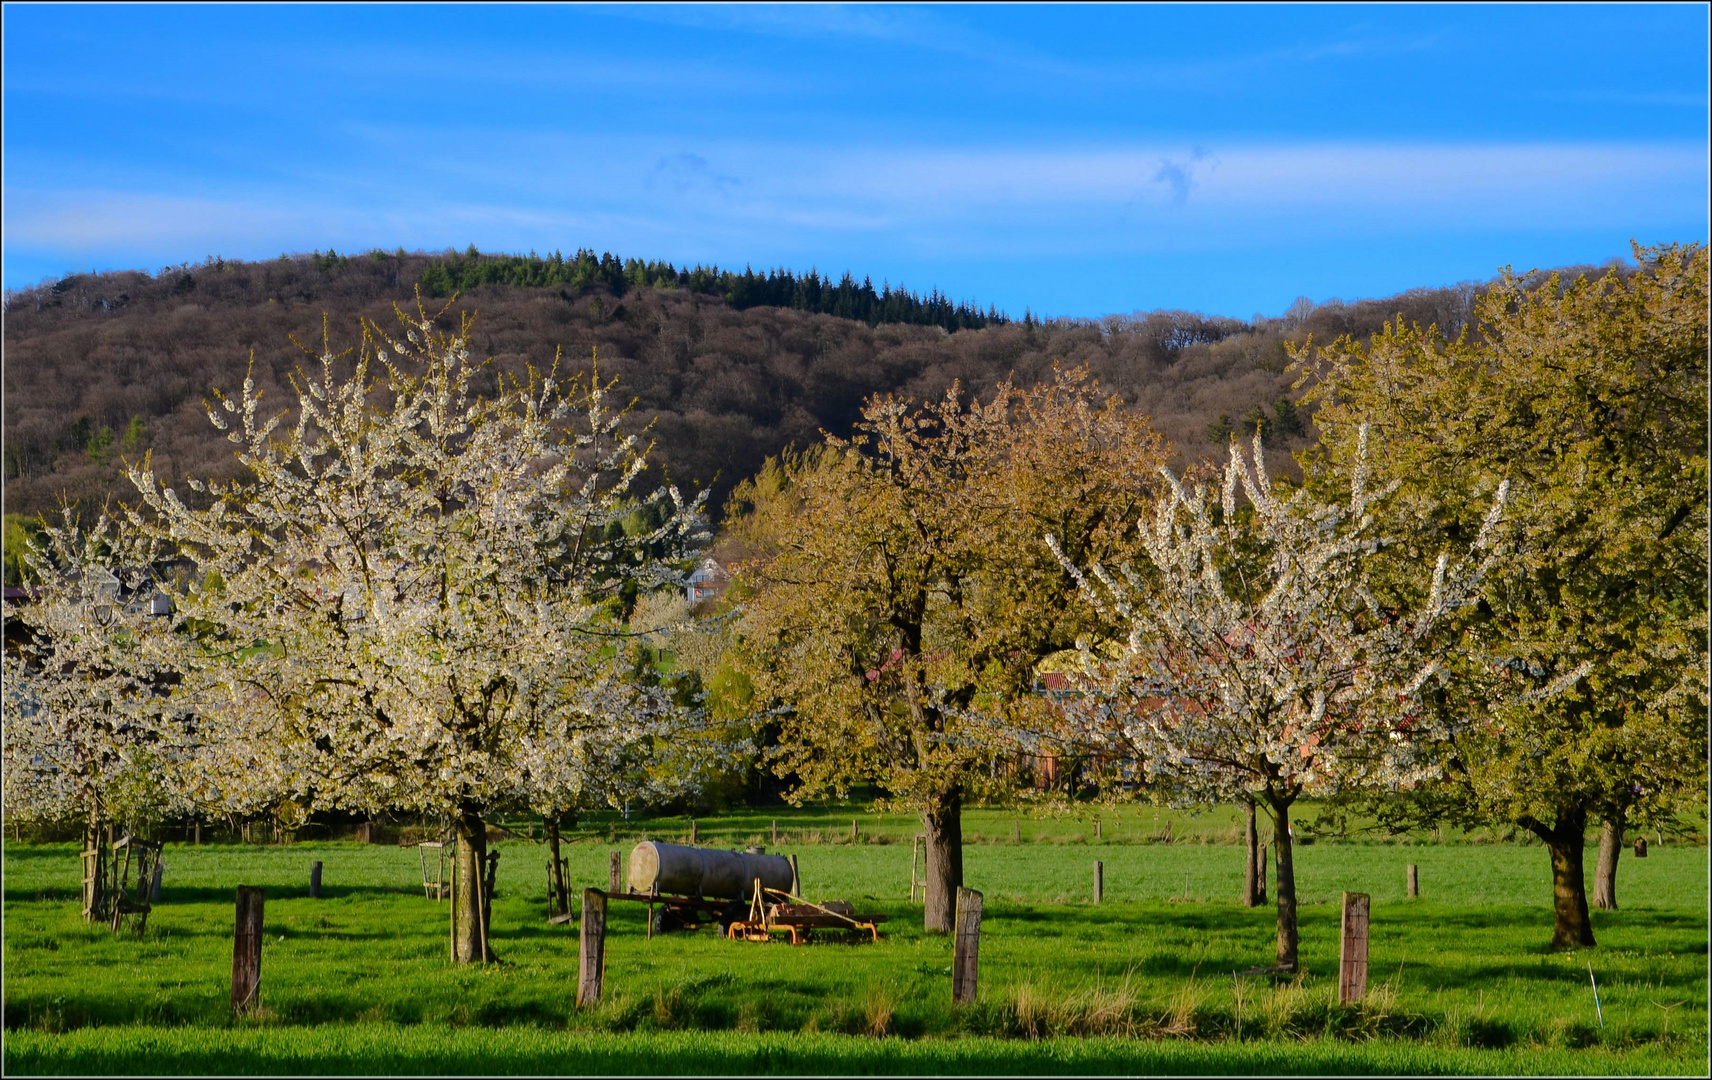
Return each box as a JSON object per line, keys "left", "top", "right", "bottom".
{"left": 81, "top": 567, "right": 120, "bottom": 599}
{"left": 686, "top": 557, "right": 730, "bottom": 604}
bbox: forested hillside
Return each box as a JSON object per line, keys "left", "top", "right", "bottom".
{"left": 2, "top": 247, "right": 1565, "bottom": 522}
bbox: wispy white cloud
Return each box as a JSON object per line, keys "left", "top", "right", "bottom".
{"left": 610, "top": 3, "right": 949, "bottom": 45}
{"left": 10, "top": 137, "right": 1704, "bottom": 274}
{"left": 1533, "top": 89, "right": 1710, "bottom": 109}
{"left": 3, "top": 190, "right": 319, "bottom": 251}
{"left": 735, "top": 141, "right": 1707, "bottom": 229}
{"left": 607, "top": 5, "right": 1452, "bottom": 94}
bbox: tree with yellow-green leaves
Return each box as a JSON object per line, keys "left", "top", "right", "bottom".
{"left": 728, "top": 367, "right": 1166, "bottom": 932}
{"left": 3, "top": 514, "right": 45, "bottom": 586}
{"left": 1296, "top": 242, "right": 1708, "bottom": 949}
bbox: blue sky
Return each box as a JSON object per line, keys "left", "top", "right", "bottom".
{"left": 3, "top": 3, "right": 1706, "bottom": 318}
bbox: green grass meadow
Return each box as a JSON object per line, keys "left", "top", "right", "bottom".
{"left": 3, "top": 807, "right": 1707, "bottom": 1075}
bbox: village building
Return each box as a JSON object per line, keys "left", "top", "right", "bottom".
{"left": 685, "top": 557, "right": 730, "bottom": 605}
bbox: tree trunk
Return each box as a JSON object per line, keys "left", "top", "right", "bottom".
{"left": 1242, "top": 798, "right": 1261, "bottom": 908}
{"left": 81, "top": 813, "right": 106, "bottom": 923}
{"left": 1258, "top": 843, "right": 1267, "bottom": 905}
{"left": 921, "top": 788, "right": 964, "bottom": 934}
{"left": 453, "top": 810, "right": 495, "bottom": 963}
{"left": 1267, "top": 795, "right": 1299, "bottom": 971}
{"left": 1531, "top": 807, "right": 1595, "bottom": 948}
{"left": 546, "top": 817, "right": 568, "bottom": 917}
{"left": 1593, "top": 809, "right": 1624, "bottom": 911}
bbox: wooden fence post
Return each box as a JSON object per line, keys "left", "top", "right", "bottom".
{"left": 1093, "top": 860, "right": 1103, "bottom": 904}
{"left": 851, "top": 819, "right": 859, "bottom": 843}
{"left": 1094, "top": 819, "right": 1102, "bottom": 842}
{"left": 309, "top": 861, "right": 323, "bottom": 899}
{"left": 609, "top": 850, "right": 624, "bottom": 893}
{"left": 689, "top": 818, "right": 697, "bottom": 845}
{"left": 231, "top": 886, "right": 265, "bottom": 1015}
{"left": 150, "top": 858, "right": 166, "bottom": 903}
{"left": 771, "top": 819, "right": 778, "bottom": 846}
{"left": 1406, "top": 864, "right": 1418, "bottom": 898}
{"left": 1338, "top": 891, "right": 1370, "bottom": 1004}
{"left": 789, "top": 854, "right": 800, "bottom": 898}
{"left": 80, "top": 843, "right": 99, "bottom": 920}
{"left": 577, "top": 888, "right": 607, "bottom": 1008}
{"left": 1012, "top": 820, "right": 1021, "bottom": 843}
{"left": 952, "top": 887, "right": 984, "bottom": 1003}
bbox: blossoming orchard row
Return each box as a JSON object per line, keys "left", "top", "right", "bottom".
{"left": 5, "top": 244, "right": 1705, "bottom": 968}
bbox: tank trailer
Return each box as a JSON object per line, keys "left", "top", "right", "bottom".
{"left": 609, "top": 840, "right": 887, "bottom": 943}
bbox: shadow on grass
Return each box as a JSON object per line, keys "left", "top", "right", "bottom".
{"left": 5, "top": 883, "right": 429, "bottom": 906}
{"left": 1389, "top": 906, "right": 1706, "bottom": 934}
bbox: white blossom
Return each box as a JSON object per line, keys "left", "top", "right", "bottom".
{"left": 124, "top": 302, "right": 714, "bottom": 826}
{"left": 1046, "top": 427, "right": 1506, "bottom": 808}
{"left": 2, "top": 509, "right": 195, "bottom": 831}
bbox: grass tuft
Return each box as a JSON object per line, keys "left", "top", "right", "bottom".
{"left": 861, "top": 979, "right": 903, "bottom": 1037}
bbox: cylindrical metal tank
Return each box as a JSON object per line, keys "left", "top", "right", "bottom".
{"left": 627, "top": 841, "right": 793, "bottom": 901}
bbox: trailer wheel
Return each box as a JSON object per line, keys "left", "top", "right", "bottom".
{"left": 652, "top": 906, "right": 694, "bottom": 935}
{"left": 715, "top": 904, "right": 744, "bottom": 937}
